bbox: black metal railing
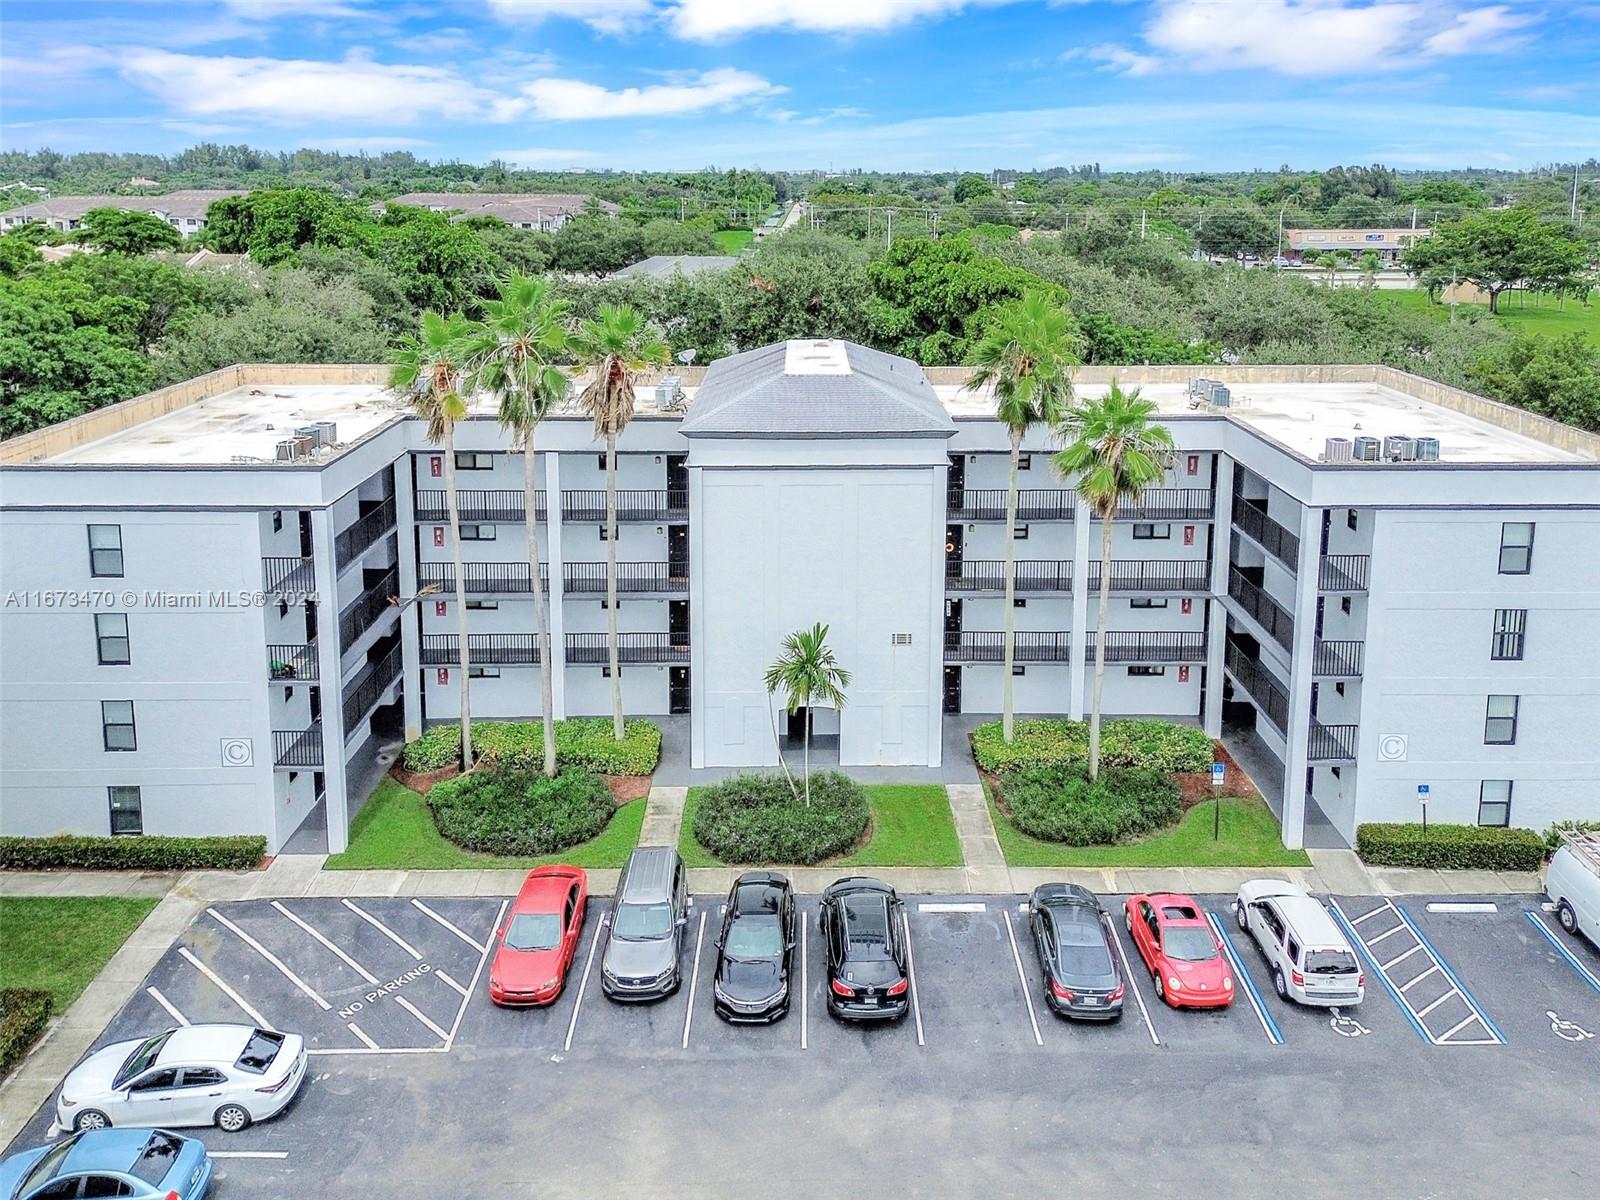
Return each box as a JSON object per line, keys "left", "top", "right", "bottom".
{"left": 1319, "top": 554, "right": 1371, "bottom": 592}
{"left": 1087, "top": 560, "right": 1211, "bottom": 592}
{"left": 1308, "top": 722, "right": 1359, "bottom": 762}
{"left": 267, "top": 642, "right": 318, "bottom": 681}
{"left": 421, "top": 633, "right": 545, "bottom": 665}
{"left": 342, "top": 645, "right": 402, "bottom": 732}
{"left": 1232, "top": 495, "right": 1299, "bottom": 569}
{"left": 565, "top": 633, "right": 690, "bottom": 663}
{"left": 418, "top": 562, "right": 535, "bottom": 594}
{"left": 944, "top": 560, "right": 1072, "bottom": 592}
{"left": 338, "top": 567, "right": 398, "bottom": 650}
{"left": 1085, "top": 631, "right": 1207, "bottom": 662}
{"left": 1313, "top": 639, "right": 1365, "bottom": 677}
{"left": 335, "top": 498, "right": 397, "bottom": 569}
{"left": 415, "top": 489, "right": 545, "bottom": 523}
{"left": 273, "top": 725, "right": 323, "bottom": 767}
{"left": 263, "top": 556, "right": 315, "bottom": 594}
{"left": 564, "top": 562, "right": 689, "bottom": 593}
{"left": 1225, "top": 638, "right": 1289, "bottom": 735}
{"left": 943, "top": 631, "right": 1073, "bottom": 662}
{"left": 1114, "top": 488, "right": 1215, "bottom": 522}
{"left": 946, "top": 489, "right": 1075, "bottom": 521}
{"left": 561, "top": 490, "right": 688, "bottom": 522}
{"left": 1228, "top": 566, "right": 1295, "bottom": 653}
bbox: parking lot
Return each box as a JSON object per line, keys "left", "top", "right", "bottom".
{"left": 8, "top": 891, "right": 1600, "bottom": 1198}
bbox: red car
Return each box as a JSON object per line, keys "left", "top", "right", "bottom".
{"left": 488, "top": 866, "right": 588, "bottom": 1007}
{"left": 1124, "top": 892, "right": 1234, "bottom": 1009}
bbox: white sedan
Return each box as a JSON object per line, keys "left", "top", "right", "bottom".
{"left": 57, "top": 1025, "right": 306, "bottom": 1135}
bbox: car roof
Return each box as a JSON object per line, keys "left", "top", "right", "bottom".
{"left": 1267, "top": 893, "right": 1349, "bottom": 944}
{"left": 156, "top": 1024, "right": 252, "bottom": 1063}
{"left": 1144, "top": 893, "right": 1207, "bottom": 927}
{"left": 618, "top": 847, "right": 678, "bottom": 903}
{"left": 515, "top": 871, "right": 579, "bottom": 908}
{"left": 60, "top": 1129, "right": 157, "bottom": 1172}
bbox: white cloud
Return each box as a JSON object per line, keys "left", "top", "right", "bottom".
{"left": 665, "top": 0, "right": 1021, "bottom": 40}
{"left": 1421, "top": 4, "right": 1537, "bottom": 55}
{"left": 485, "top": 0, "right": 656, "bottom": 35}
{"left": 217, "top": 0, "right": 370, "bottom": 15}
{"left": 1075, "top": 43, "right": 1161, "bottom": 76}
{"left": 495, "top": 67, "right": 784, "bottom": 120}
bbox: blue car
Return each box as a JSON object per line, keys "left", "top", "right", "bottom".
{"left": 0, "top": 1128, "right": 212, "bottom": 1199}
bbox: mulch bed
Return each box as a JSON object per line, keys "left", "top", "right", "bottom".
{"left": 604, "top": 774, "right": 653, "bottom": 805}
{"left": 388, "top": 762, "right": 460, "bottom": 792}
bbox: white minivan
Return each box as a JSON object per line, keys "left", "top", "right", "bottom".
{"left": 1545, "top": 831, "right": 1600, "bottom": 948}
{"left": 1234, "top": 880, "right": 1365, "bottom": 1007}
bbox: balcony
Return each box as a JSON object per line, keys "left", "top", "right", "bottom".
{"left": 342, "top": 645, "right": 402, "bottom": 732}
{"left": 562, "top": 489, "right": 687, "bottom": 523}
{"left": 564, "top": 562, "right": 688, "bottom": 595}
{"left": 943, "top": 631, "right": 1072, "bottom": 662}
{"left": 418, "top": 562, "right": 536, "bottom": 595}
{"left": 1225, "top": 638, "right": 1289, "bottom": 735}
{"left": 263, "top": 556, "right": 315, "bottom": 595}
{"left": 335, "top": 498, "right": 397, "bottom": 570}
{"left": 945, "top": 560, "right": 1072, "bottom": 592}
{"left": 415, "top": 489, "right": 545, "bottom": 523}
{"left": 947, "top": 489, "right": 1074, "bottom": 522}
{"left": 565, "top": 633, "right": 689, "bottom": 664}
{"left": 267, "top": 642, "right": 318, "bottom": 681}
{"left": 273, "top": 724, "right": 323, "bottom": 768}
{"left": 1231, "top": 495, "right": 1299, "bottom": 570}
{"left": 1307, "top": 722, "right": 1358, "bottom": 763}
{"left": 421, "top": 633, "right": 545, "bottom": 665}
{"left": 1085, "top": 631, "right": 1207, "bottom": 663}
{"left": 338, "top": 567, "right": 398, "bottom": 650}
{"left": 1319, "top": 554, "right": 1370, "bottom": 593}
{"left": 1312, "top": 638, "right": 1365, "bottom": 677}
{"left": 1113, "top": 488, "right": 1215, "bottom": 522}
{"left": 1087, "top": 560, "right": 1210, "bottom": 592}
{"left": 1228, "top": 566, "right": 1295, "bottom": 654}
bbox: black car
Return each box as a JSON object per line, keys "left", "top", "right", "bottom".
{"left": 1029, "top": 883, "right": 1125, "bottom": 1021}
{"left": 711, "top": 871, "right": 796, "bottom": 1024}
{"left": 819, "top": 877, "right": 910, "bottom": 1022}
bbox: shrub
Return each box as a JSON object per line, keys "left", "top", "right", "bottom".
{"left": 692, "top": 772, "right": 870, "bottom": 865}
{"left": 0, "top": 835, "right": 266, "bottom": 871}
{"left": 401, "top": 719, "right": 661, "bottom": 776}
{"left": 973, "top": 718, "right": 1212, "bottom": 774}
{"left": 1000, "top": 764, "right": 1182, "bottom": 845}
{"left": 1543, "top": 820, "right": 1600, "bottom": 854}
{"left": 1355, "top": 823, "right": 1547, "bottom": 872}
{"left": 400, "top": 725, "right": 460, "bottom": 772}
{"left": 0, "top": 989, "right": 53, "bottom": 1081}
{"left": 426, "top": 765, "right": 614, "bottom": 857}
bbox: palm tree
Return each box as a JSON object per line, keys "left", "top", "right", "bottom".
{"left": 575, "top": 304, "right": 670, "bottom": 740}
{"left": 460, "top": 275, "right": 571, "bottom": 778}
{"left": 1054, "top": 380, "right": 1177, "bottom": 781}
{"left": 764, "top": 623, "right": 852, "bottom": 806}
{"left": 965, "top": 291, "right": 1078, "bottom": 743}
{"left": 391, "top": 310, "right": 477, "bottom": 770}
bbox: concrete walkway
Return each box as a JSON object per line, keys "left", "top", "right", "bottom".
{"left": 637, "top": 785, "right": 687, "bottom": 848}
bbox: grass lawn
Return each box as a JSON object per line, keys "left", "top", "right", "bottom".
{"left": 679, "top": 783, "right": 962, "bottom": 868}
{"left": 987, "top": 785, "right": 1310, "bottom": 868}
{"left": 324, "top": 777, "right": 645, "bottom": 871}
{"left": 714, "top": 229, "right": 754, "bottom": 254}
{"left": 1382, "top": 286, "right": 1600, "bottom": 342}
{"left": 0, "top": 897, "right": 160, "bottom": 1011}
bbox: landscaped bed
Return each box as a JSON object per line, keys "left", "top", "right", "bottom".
{"left": 397, "top": 718, "right": 661, "bottom": 802}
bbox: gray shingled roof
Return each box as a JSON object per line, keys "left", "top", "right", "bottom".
{"left": 614, "top": 255, "right": 739, "bottom": 279}
{"left": 680, "top": 340, "right": 956, "bottom": 439}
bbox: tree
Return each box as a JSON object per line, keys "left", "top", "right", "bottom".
{"left": 551, "top": 217, "right": 646, "bottom": 276}
{"left": 764, "top": 623, "right": 852, "bottom": 805}
{"left": 1054, "top": 381, "right": 1176, "bottom": 780}
{"left": 575, "top": 304, "right": 670, "bottom": 739}
{"left": 1194, "top": 206, "right": 1275, "bottom": 259}
{"left": 1403, "top": 208, "right": 1591, "bottom": 313}
{"left": 954, "top": 173, "right": 994, "bottom": 204}
{"left": 1468, "top": 332, "right": 1600, "bottom": 432}
{"left": 79, "top": 208, "right": 183, "bottom": 255}
{"left": 460, "top": 276, "right": 572, "bottom": 776}
{"left": 966, "top": 292, "right": 1079, "bottom": 743}
{"left": 0, "top": 235, "right": 42, "bottom": 277}
{"left": 390, "top": 311, "right": 478, "bottom": 770}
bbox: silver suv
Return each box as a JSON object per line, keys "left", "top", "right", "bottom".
{"left": 601, "top": 847, "right": 689, "bottom": 1003}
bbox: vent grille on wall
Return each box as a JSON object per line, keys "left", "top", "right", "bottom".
{"left": 891, "top": 633, "right": 913, "bottom": 646}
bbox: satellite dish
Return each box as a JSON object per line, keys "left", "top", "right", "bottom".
{"left": 676, "top": 349, "right": 696, "bottom": 365}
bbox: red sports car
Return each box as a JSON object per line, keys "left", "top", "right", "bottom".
{"left": 488, "top": 866, "right": 588, "bottom": 1007}
{"left": 1124, "top": 892, "right": 1234, "bottom": 1009}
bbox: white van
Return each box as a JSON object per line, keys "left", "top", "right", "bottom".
{"left": 1545, "top": 831, "right": 1600, "bottom": 948}
{"left": 1234, "top": 879, "right": 1365, "bottom": 1007}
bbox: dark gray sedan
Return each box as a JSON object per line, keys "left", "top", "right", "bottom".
{"left": 1028, "top": 883, "right": 1125, "bottom": 1021}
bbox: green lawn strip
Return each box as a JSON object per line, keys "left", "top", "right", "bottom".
{"left": 0, "top": 897, "right": 161, "bottom": 1011}
{"left": 324, "top": 777, "right": 644, "bottom": 871}
{"left": 1382, "top": 287, "right": 1600, "bottom": 341}
{"left": 986, "top": 784, "right": 1310, "bottom": 868}
{"left": 680, "top": 783, "right": 962, "bottom": 868}
{"left": 714, "top": 229, "right": 754, "bottom": 253}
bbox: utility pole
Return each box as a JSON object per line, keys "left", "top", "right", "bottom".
{"left": 1410, "top": 205, "right": 1417, "bottom": 230}
{"left": 1276, "top": 206, "right": 1285, "bottom": 262}
{"left": 1140, "top": 208, "right": 1147, "bottom": 239}
{"left": 885, "top": 207, "right": 893, "bottom": 247}
{"left": 1572, "top": 163, "right": 1581, "bottom": 223}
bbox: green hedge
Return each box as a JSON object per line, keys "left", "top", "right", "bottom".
{"left": 1355, "top": 823, "right": 1546, "bottom": 872}
{"left": 974, "top": 718, "right": 1213, "bottom": 775}
{"left": 401, "top": 719, "right": 661, "bottom": 776}
{"left": 1544, "top": 820, "right": 1600, "bottom": 853}
{"left": 0, "top": 989, "right": 53, "bottom": 1081}
{"left": 426, "top": 766, "right": 615, "bottom": 857}
{"left": 692, "top": 772, "right": 870, "bottom": 865}
{"left": 0, "top": 835, "right": 266, "bottom": 872}
{"left": 1001, "top": 764, "right": 1182, "bottom": 845}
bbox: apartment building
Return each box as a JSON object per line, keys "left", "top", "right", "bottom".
{"left": 377, "top": 193, "right": 619, "bottom": 231}
{"left": 2, "top": 346, "right": 1597, "bottom": 856}
{"left": 0, "top": 190, "right": 244, "bottom": 234}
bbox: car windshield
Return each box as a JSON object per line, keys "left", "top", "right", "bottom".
{"left": 114, "top": 1031, "right": 173, "bottom": 1089}
{"left": 612, "top": 902, "right": 673, "bottom": 941}
{"left": 18, "top": 1134, "right": 80, "bottom": 1191}
{"left": 130, "top": 1131, "right": 185, "bottom": 1185}
{"left": 1162, "top": 926, "right": 1219, "bottom": 962}
{"left": 1306, "top": 949, "right": 1359, "bottom": 975}
{"left": 234, "top": 1029, "right": 284, "bottom": 1074}
{"left": 504, "top": 913, "right": 562, "bottom": 951}
{"left": 724, "top": 916, "right": 783, "bottom": 961}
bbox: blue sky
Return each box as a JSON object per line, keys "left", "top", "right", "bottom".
{"left": 2, "top": 0, "right": 1597, "bottom": 171}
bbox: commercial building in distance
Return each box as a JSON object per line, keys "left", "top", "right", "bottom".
{"left": 1284, "top": 227, "right": 1432, "bottom": 263}
{"left": 2, "top": 345, "right": 1597, "bottom": 855}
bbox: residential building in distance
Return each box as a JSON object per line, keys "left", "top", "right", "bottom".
{"left": 0, "top": 189, "right": 244, "bottom": 234}
{"left": 379, "top": 192, "right": 619, "bottom": 230}
{"left": 2, "top": 346, "right": 1597, "bottom": 857}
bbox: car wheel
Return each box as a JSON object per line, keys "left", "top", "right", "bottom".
{"left": 74, "top": 1109, "right": 110, "bottom": 1132}
{"left": 214, "top": 1103, "right": 252, "bottom": 1133}
{"left": 1152, "top": 972, "right": 1165, "bottom": 1001}
{"left": 1124, "top": 908, "right": 1133, "bottom": 933}
{"left": 1557, "top": 901, "right": 1579, "bottom": 936}
{"left": 1236, "top": 902, "right": 1249, "bottom": 933}
{"left": 1274, "top": 968, "right": 1289, "bottom": 1000}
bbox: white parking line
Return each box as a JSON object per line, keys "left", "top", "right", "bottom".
{"left": 1105, "top": 916, "right": 1160, "bottom": 1047}
{"left": 435, "top": 970, "right": 468, "bottom": 997}
{"left": 1349, "top": 905, "right": 1391, "bottom": 926}
{"left": 1381, "top": 944, "right": 1425, "bottom": 971}
{"left": 444, "top": 899, "right": 506, "bottom": 1053}
{"left": 1365, "top": 923, "right": 1409, "bottom": 946}
{"left": 682, "top": 910, "right": 707, "bottom": 1050}
{"left": 146, "top": 986, "right": 188, "bottom": 1026}
{"left": 901, "top": 910, "right": 925, "bottom": 1047}
{"left": 564, "top": 913, "right": 607, "bottom": 1053}
{"left": 1426, "top": 902, "right": 1499, "bottom": 914}
{"left": 178, "top": 946, "right": 272, "bottom": 1029}
{"left": 1001, "top": 910, "right": 1044, "bottom": 1048}
{"left": 272, "top": 901, "right": 378, "bottom": 984}
{"left": 209, "top": 1151, "right": 290, "bottom": 1160}
{"left": 1207, "top": 912, "right": 1284, "bottom": 1046}
{"left": 1437, "top": 1013, "right": 1481, "bottom": 1042}
{"left": 347, "top": 1023, "right": 380, "bottom": 1050}
{"left": 410, "top": 899, "right": 488, "bottom": 953}
{"left": 1400, "top": 965, "right": 1441, "bottom": 992}
{"left": 799, "top": 911, "right": 808, "bottom": 1051}
{"left": 342, "top": 900, "right": 422, "bottom": 959}
{"left": 208, "top": 908, "right": 331, "bottom": 1011}
{"left": 396, "top": 995, "right": 449, "bottom": 1042}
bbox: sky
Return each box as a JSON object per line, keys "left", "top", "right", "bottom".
{"left": 2, "top": 0, "right": 1598, "bottom": 172}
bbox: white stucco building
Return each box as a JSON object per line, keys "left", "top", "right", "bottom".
{"left": 2, "top": 345, "right": 1597, "bottom": 854}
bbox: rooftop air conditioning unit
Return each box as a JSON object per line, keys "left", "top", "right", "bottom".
{"left": 1189, "top": 378, "right": 1213, "bottom": 399}
{"left": 313, "top": 420, "right": 338, "bottom": 446}
{"left": 292, "top": 435, "right": 315, "bottom": 458}
{"left": 1414, "top": 436, "right": 1441, "bottom": 461}
{"left": 655, "top": 375, "right": 682, "bottom": 406}
{"left": 1352, "top": 436, "right": 1380, "bottom": 462}
{"left": 1209, "top": 384, "right": 1232, "bottom": 408}
{"left": 294, "top": 424, "right": 324, "bottom": 447}
{"left": 1384, "top": 435, "right": 1415, "bottom": 462}
{"left": 275, "top": 439, "right": 301, "bottom": 462}
{"left": 1323, "top": 437, "right": 1353, "bottom": 463}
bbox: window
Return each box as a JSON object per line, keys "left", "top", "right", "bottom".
{"left": 1012, "top": 598, "right": 1026, "bottom": 609}
{"left": 466, "top": 600, "right": 499, "bottom": 611}
{"left": 1478, "top": 780, "right": 1512, "bottom": 827}
{"left": 129, "top": 1068, "right": 178, "bottom": 1093}
{"left": 468, "top": 666, "right": 501, "bottom": 679}
{"left": 272, "top": 510, "right": 283, "bottom": 533}
{"left": 599, "top": 525, "right": 611, "bottom": 541}
{"left": 1498, "top": 522, "right": 1534, "bottom": 574}
{"left": 1017, "top": 453, "right": 1032, "bottom": 471}
{"left": 1132, "top": 523, "right": 1171, "bottom": 540}
{"left": 88, "top": 524, "right": 123, "bottom": 577}
{"left": 101, "top": 701, "right": 136, "bottom": 751}
{"left": 179, "top": 1067, "right": 226, "bottom": 1087}
{"left": 108, "top": 786, "right": 142, "bottom": 835}
{"left": 455, "top": 452, "right": 493, "bottom": 470}
{"left": 596, "top": 453, "right": 608, "bottom": 471}
{"left": 1334, "top": 682, "right": 1345, "bottom": 697}
{"left": 458, "top": 524, "right": 496, "bottom": 541}
{"left": 1128, "top": 665, "right": 1167, "bottom": 677}
{"left": 1347, "top": 509, "right": 1358, "bottom": 532}
{"left": 1013, "top": 524, "right": 1029, "bottom": 540}
{"left": 1491, "top": 608, "right": 1526, "bottom": 660}
{"left": 1484, "top": 694, "right": 1519, "bottom": 745}
{"left": 95, "top": 613, "right": 130, "bottom": 665}
{"left": 1130, "top": 598, "right": 1169, "bottom": 609}
{"left": 1340, "top": 596, "right": 1352, "bottom": 615}
{"left": 602, "top": 665, "right": 620, "bottom": 678}
{"left": 80, "top": 1177, "right": 135, "bottom": 1198}
{"left": 1012, "top": 665, "right": 1026, "bottom": 677}
{"left": 278, "top": 600, "right": 289, "bottom": 619}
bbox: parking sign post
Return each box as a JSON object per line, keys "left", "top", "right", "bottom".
{"left": 1417, "top": 783, "right": 1429, "bottom": 832}
{"left": 1212, "top": 762, "right": 1226, "bottom": 840}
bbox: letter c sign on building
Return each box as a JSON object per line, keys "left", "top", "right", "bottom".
{"left": 1183, "top": 525, "right": 1195, "bottom": 546}
{"left": 433, "top": 526, "right": 445, "bottom": 547}
{"left": 437, "top": 668, "right": 449, "bottom": 685}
